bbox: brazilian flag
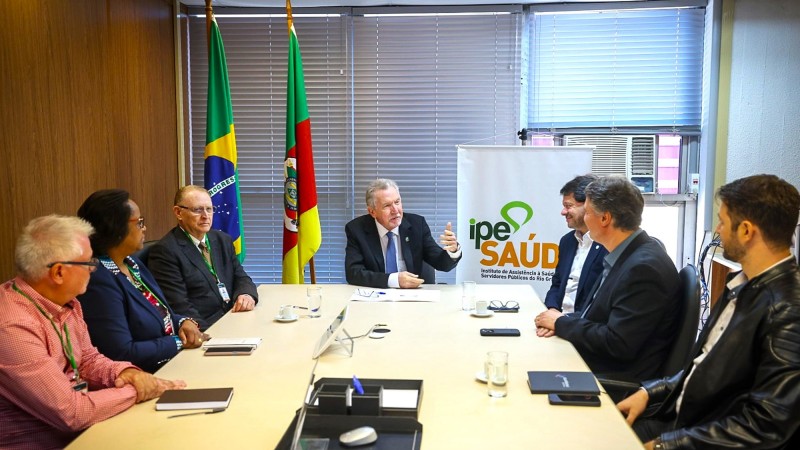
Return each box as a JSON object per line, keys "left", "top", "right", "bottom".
{"left": 204, "top": 17, "right": 245, "bottom": 262}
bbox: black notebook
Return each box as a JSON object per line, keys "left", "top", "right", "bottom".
{"left": 155, "top": 387, "right": 234, "bottom": 411}
{"left": 527, "top": 371, "right": 600, "bottom": 395}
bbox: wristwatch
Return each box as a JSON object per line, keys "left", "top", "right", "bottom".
{"left": 652, "top": 437, "right": 664, "bottom": 450}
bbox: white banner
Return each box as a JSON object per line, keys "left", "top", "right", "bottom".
{"left": 456, "top": 145, "right": 593, "bottom": 299}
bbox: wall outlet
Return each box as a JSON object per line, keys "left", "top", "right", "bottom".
{"left": 690, "top": 173, "right": 700, "bottom": 194}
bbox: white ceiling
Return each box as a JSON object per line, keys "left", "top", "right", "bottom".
{"left": 182, "top": 0, "right": 647, "bottom": 8}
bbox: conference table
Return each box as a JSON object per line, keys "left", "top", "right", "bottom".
{"left": 68, "top": 283, "right": 643, "bottom": 449}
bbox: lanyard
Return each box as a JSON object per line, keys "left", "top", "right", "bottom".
{"left": 182, "top": 230, "right": 218, "bottom": 280}
{"left": 126, "top": 263, "right": 171, "bottom": 312}
{"left": 12, "top": 282, "right": 80, "bottom": 382}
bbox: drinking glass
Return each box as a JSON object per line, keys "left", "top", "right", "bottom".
{"left": 307, "top": 287, "right": 322, "bottom": 318}
{"left": 461, "top": 281, "right": 476, "bottom": 311}
{"left": 486, "top": 351, "right": 508, "bottom": 398}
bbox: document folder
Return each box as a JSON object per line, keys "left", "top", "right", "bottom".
{"left": 527, "top": 371, "right": 600, "bottom": 395}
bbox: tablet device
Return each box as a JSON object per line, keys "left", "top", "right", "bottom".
{"left": 204, "top": 346, "right": 255, "bottom": 356}
{"left": 311, "top": 305, "right": 350, "bottom": 359}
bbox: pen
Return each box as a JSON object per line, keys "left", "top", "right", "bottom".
{"left": 352, "top": 375, "right": 364, "bottom": 395}
{"left": 168, "top": 408, "right": 226, "bottom": 419}
{"left": 292, "top": 306, "right": 308, "bottom": 310}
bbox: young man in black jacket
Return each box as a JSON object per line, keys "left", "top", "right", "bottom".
{"left": 618, "top": 174, "right": 800, "bottom": 450}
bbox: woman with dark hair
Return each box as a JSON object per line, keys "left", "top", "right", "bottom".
{"left": 77, "top": 189, "right": 206, "bottom": 372}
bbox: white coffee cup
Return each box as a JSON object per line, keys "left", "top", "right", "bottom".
{"left": 475, "top": 300, "right": 489, "bottom": 315}
{"left": 279, "top": 305, "right": 295, "bottom": 319}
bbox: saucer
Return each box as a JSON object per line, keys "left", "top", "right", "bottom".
{"left": 471, "top": 311, "right": 494, "bottom": 318}
{"left": 274, "top": 314, "right": 299, "bottom": 322}
{"left": 475, "top": 371, "right": 488, "bottom": 383}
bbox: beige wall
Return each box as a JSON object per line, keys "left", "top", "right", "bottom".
{"left": 725, "top": 0, "right": 800, "bottom": 186}
{"left": 0, "top": 0, "right": 180, "bottom": 278}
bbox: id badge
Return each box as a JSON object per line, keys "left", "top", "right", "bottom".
{"left": 217, "top": 283, "right": 231, "bottom": 302}
{"left": 73, "top": 380, "right": 88, "bottom": 393}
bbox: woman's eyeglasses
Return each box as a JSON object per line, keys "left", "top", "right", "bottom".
{"left": 47, "top": 258, "right": 101, "bottom": 272}
{"left": 129, "top": 217, "right": 145, "bottom": 229}
{"left": 488, "top": 300, "right": 519, "bottom": 312}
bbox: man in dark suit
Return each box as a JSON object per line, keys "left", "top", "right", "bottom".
{"left": 618, "top": 175, "right": 800, "bottom": 450}
{"left": 148, "top": 186, "right": 258, "bottom": 330}
{"left": 345, "top": 178, "right": 461, "bottom": 288}
{"left": 542, "top": 174, "right": 607, "bottom": 315}
{"left": 535, "top": 176, "right": 680, "bottom": 383}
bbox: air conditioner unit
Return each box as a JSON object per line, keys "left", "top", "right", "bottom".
{"left": 563, "top": 135, "right": 657, "bottom": 193}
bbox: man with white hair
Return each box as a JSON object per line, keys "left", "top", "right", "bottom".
{"left": 345, "top": 178, "right": 461, "bottom": 288}
{"left": 0, "top": 215, "right": 185, "bottom": 449}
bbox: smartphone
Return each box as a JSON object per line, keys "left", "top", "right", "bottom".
{"left": 479, "top": 328, "right": 521, "bottom": 337}
{"left": 547, "top": 393, "right": 601, "bottom": 407}
{"left": 203, "top": 346, "right": 255, "bottom": 356}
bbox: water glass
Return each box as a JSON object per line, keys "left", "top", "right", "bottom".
{"left": 307, "top": 286, "right": 322, "bottom": 318}
{"left": 461, "top": 281, "right": 476, "bottom": 311}
{"left": 486, "top": 351, "right": 508, "bottom": 398}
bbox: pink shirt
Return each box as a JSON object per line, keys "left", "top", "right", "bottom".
{"left": 0, "top": 278, "right": 137, "bottom": 450}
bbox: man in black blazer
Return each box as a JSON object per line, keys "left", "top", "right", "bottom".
{"left": 542, "top": 174, "right": 607, "bottom": 315}
{"left": 148, "top": 186, "right": 258, "bottom": 330}
{"left": 345, "top": 178, "right": 461, "bottom": 288}
{"left": 535, "top": 177, "right": 680, "bottom": 383}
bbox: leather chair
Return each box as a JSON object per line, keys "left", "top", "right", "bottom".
{"left": 420, "top": 261, "right": 436, "bottom": 285}
{"left": 132, "top": 240, "right": 158, "bottom": 267}
{"left": 598, "top": 264, "right": 701, "bottom": 402}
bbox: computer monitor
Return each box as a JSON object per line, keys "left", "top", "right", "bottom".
{"left": 311, "top": 305, "right": 353, "bottom": 359}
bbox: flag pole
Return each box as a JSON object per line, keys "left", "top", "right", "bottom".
{"left": 205, "top": 0, "right": 213, "bottom": 49}
{"left": 309, "top": 258, "right": 317, "bottom": 284}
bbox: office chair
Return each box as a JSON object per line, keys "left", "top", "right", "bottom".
{"left": 132, "top": 240, "right": 158, "bottom": 267}
{"left": 420, "top": 262, "right": 436, "bottom": 285}
{"left": 598, "top": 264, "right": 701, "bottom": 402}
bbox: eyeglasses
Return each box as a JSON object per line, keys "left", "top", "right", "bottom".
{"left": 177, "top": 205, "right": 215, "bottom": 216}
{"left": 356, "top": 289, "right": 382, "bottom": 299}
{"left": 47, "top": 258, "right": 101, "bottom": 272}
{"left": 488, "top": 300, "right": 519, "bottom": 312}
{"left": 129, "top": 217, "right": 145, "bottom": 229}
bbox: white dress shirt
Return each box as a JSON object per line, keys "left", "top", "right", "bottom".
{"left": 561, "top": 230, "right": 595, "bottom": 314}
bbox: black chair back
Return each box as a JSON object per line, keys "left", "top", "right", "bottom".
{"left": 662, "top": 264, "right": 701, "bottom": 375}
{"left": 132, "top": 240, "right": 158, "bottom": 267}
{"left": 420, "top": 262, "right": 436, "bottom": 285}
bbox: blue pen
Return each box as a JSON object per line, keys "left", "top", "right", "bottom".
{"left": 352, "top": 375, "right": 364, "bottom": 395}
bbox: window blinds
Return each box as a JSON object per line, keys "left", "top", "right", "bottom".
{"left": 528, "top": 7, "right": 705, "bottom": 130}
{"left": 188, "top": 7, "right": 521, "bottom": 284}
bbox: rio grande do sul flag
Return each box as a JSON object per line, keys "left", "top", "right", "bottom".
{"left": 205, "top": 16, "right": 246, "bottom": 262}
{"left": 282, "top": 2, "right": 321, "bottom": 283}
